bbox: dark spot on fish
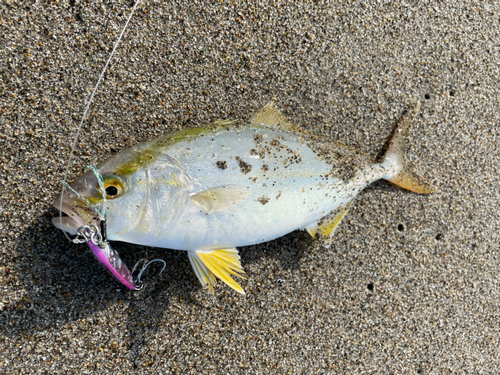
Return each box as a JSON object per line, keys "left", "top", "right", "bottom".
{"left": 276, "top": 190, "right": 282, "bottom": 199}
{"left": 336, "top": 164, "right": 357, "bottom": 181}
{"left": 261, "top": 163, "right": 269, "bottom": 172}
{"left": 367, "top": 282, "right": 374, "bottom": 291}
{"left": 435, "top": 233, "right": 444, "bottom": 241}
{"left": 216, "top": 161, "right": 227, "bottom": 170}
{"left": 397, "top": 223, "right": 404, "bottom": 232}
{"left": 254, "top": 134, "right": 264, "bottom": 143}
{"left": 257, "top": 196, "right": 270, "bottom": 205}
{"left": 235, "top": 156, "right": 252, "bottom": 174}
{"left": 270, "top": 139, "right": 281, "bottom": 148}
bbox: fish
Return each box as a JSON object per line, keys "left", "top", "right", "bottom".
{"left": 53, "top": 102, "right": 436, "bottom": 294}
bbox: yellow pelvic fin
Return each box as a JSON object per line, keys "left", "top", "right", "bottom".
{"left": 250, "top": 102, "right": 295, "bottom": 132}
{"left": 190, "top": 185, "right": 250, "bottom": 214}
{"left": 188, "top": 248, "right": 246, "bottom": 294}
{"left": 306, "top": 200, "right": 354, "bottom": 241}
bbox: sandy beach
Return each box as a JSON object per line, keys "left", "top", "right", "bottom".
{"left": 1, "top": 1, "right": 499, "bottom": 373}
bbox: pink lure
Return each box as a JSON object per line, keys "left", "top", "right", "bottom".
{"left": 87, "top": 240, "right": 136, "bottom": 290}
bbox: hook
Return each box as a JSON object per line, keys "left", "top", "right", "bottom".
{"left": 131, "top": 258, "right": 167, "bottom": 290}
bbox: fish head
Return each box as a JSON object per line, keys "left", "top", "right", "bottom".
{"left": 52, "top": 140, "right": 152, "bottom": 235}
{"left": 53, "top": 140, "right": 193, "bottom": 240}
{"left": 52, "top": 165, "right": 131, "bottom": 235}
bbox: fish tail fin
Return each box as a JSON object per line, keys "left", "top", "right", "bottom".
{"left": 378, "top": 103, "right": 436, "bottom": 194}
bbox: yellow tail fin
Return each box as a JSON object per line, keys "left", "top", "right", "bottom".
{"left": 379, "top": 104, "right": 436, "bottom": 194}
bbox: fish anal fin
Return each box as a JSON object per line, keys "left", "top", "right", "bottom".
{"left": 188, "top": 249, "right": 245, "bottom": 294}
{"left": 250, "top": 102, "right": 295, "bottom": 132}
{"left": 190, "top": 185, "right": 250, "bottom": 213}
{"left": 306, "top": 200, "right": 354, "bottom": 242}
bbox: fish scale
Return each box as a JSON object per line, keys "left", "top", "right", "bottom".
{"left": 161, "top": 126, "right": 358, "bottom": 248}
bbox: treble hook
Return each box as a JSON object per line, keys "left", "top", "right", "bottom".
{"left": 131, "top": 258, "right": 167, "bottom": 290}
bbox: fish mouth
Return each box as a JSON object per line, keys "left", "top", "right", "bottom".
{"left": 52, "top": 199, "right": 93, "bottom": 235}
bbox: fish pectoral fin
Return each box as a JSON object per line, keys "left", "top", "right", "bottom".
{"left": 250, "top": 102, "right": 295, "bottom": 132}
{"left": 188, "top": 249, "right": 246, "bottom": 294}
{"left": 306, "top": 200, "right": 354, "bottom": 242}
{"left": 190, "top": 185, "right": 250, "bottom": 213}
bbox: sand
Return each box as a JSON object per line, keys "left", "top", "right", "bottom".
{"left": 1, "top": 1, "right": 499, "bottom": 373}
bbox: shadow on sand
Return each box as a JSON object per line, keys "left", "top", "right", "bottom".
{"left": 2, "top": 209, "right": 309, "bottom": 363}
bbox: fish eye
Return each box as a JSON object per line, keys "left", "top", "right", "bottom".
{"left": 102, "top": 175, "right": 125, "bottom": 199}
{"left": 105, "top": 185, "right": 119, "bottom": 197}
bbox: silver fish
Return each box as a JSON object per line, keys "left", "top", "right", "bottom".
{"left": 53, "top": 103, "right": 435, "bottom": 293}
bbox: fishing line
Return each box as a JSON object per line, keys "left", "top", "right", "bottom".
{"left": 62, "top": 166, "right": 106, "bottom": 220}
{"left": 87, "top": 165, "right": 107, "bottom": 220}
{"left": 59, "top": 0, "right": 142, "bottom": 241}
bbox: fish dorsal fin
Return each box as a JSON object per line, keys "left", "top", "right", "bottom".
{"left": 190, "top": 185, "right": 250, "bottom": 213}
{"left": 188, "top": 248, "right": 246, "bottom": 294}
{"left": 212, "top": 119, "right": 240, "bottom": 129}
{"left": 250, "top": 102, "right": 295, "bottom": 132}
{"left": 306, "top": 199, "right": 354, "bottom": 242}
